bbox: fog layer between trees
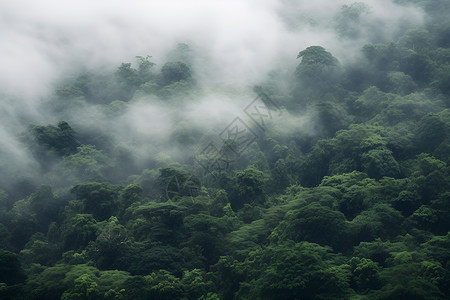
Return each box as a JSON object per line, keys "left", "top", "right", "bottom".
{"left": 1, "top": 0, "right": 450, "bottom": 299}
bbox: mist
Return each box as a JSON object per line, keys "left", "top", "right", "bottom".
{"left": 3, "top": 1, "right": 450, "bottom": 297}
{"left": 0, "top": 0, "right": 424, "bottom": 95}
{"left": 0, "top": 0, "right": 426, "bottom": 187}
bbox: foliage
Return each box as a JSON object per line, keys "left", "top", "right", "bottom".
{"left": 2, "top": 5, "right": 450, "bottom": 299}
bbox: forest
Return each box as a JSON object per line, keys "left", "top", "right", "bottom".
{"left": 0, "top": 0, "right": 449, "bottom": 299}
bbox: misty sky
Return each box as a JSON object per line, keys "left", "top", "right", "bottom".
{"left": 0, "top": 0, "right": 424, "bottom": 98}
{"left": 0, "top": 0, "right": 426, "bottom": 185}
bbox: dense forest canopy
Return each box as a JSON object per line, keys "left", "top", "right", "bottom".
{"left": 0, "top": 0, "right": 449, "bottom": 299}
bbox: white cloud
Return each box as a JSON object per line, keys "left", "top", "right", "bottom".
{"left": 0, "top": 0, "right": 425, "bottom": 185}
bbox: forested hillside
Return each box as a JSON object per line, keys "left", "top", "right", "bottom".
{"left": 1, "top": 0, "right": 449, "bottom": 299}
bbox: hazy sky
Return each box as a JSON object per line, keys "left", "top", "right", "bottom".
{"left": 0, "top": 0, "right": 424, "bottom": 98}
{"left": 0, "top": 0, "right": 425, "bottom": 186}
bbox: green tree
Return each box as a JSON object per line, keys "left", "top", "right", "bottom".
{"left": 296, "top": 46, "right": 338, "bottom": 71}
{"left": 294, "top": 46, "right": 341, "bottom": 102}
{"left": 399, "top": 50, "right": 435, "bottom": 84}
{"left": 360, "top": 148, "right": 401, "bottom": 179}
{"left": 398, "top": 29, "right": 433, "bottom": 54}
{"left": 160, "top": 61, "right": 192, "bottom": 85}
{"left": 275, "top": 202, "right": 347, "bottom": 250}
{"left": 210, "top": 256, "right": 246, "bottom": 299}
{"left": 28, "top": 121, "right": 80, "bottom": 156}
{"left": 416, "top": 113, "right": 448, "bottom": 153}
{"left": 350, "top": 204, "right": 403, "bottom": 243}
{"left": 370, "top": 262, "right": 445, "bottom": 299}
{"left": 410, "top": 154, "right": 450, "bottom": 203}
{"left": 349, "top": 257, "right": 382, "bottom": 291}
{"left": 240, "top": 241, "right": 350, "bottom": 299}
{"left": 183, "top": 213, "right": 233, "bottom": 266}
{"left": 158, "top": 166, "right": 201, "bottom": 201}
{"left": 25, "top": 264, "right": 100, "bottom": 300}
{"left": 116, "top": 243, "right": 185, "bottom": 276}
{"left": 353, "top": 238, "right": 407, "bottom": 267}
{"left": 63, "top": 145, "right": 111, "bottom": 181}
{"left": 135, "top": 55, "right": 156, "bottom": 82}
{"left": 127, "top": 202, "right": 185, "bottom": 243}
{"left": 60, "top": 274, "right": 101, "bottom": 300}
{"left": 0, "top": 249, "right": 26, "bottom": 285}
{"left": 20, "top": 233, "right": 59, "bottom": 266}
{"left": 422, "top": 233, "right": 450, "bottom": 266}
{"left": 61, "top": 214, "right": 97, "bottom": 251}
{"left": 231, "top": 166, "right": 266, "bottom": 210}
{"left": 29, "top": 185, "right": 61, "bottom": 229}
{"left": 115, "top": 63, "right": 140, "bottom": 100}
{"left": 86, "top": 216, "right": 130, "bottom": 269}
{"left": 145, "top": 270, "right": 184, "bottom": 299}
{"left": 71, "top": 182, "right": 121, "bottom": 220}
{"left": 387, "top": 71, "right": 417, "bottom": 95}
{"left": 180, "top": 269, "right": 215, "bottom": 299}
{"left": 353, "top": 86, "right": 390, "bottom": 120}
{"left": 118, "top": 184, "right": 142, "bottom": 209}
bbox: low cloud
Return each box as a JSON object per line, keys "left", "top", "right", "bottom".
{"left": 0, "top": 0, "right": 425, "bottom": 187}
